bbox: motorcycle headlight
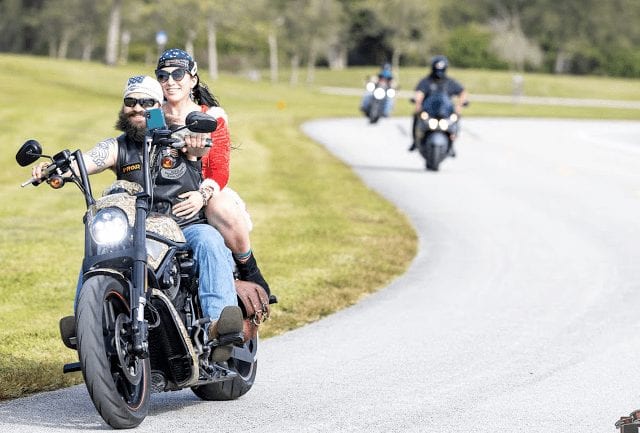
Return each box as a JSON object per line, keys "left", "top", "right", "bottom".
{"left": 373, "top": 87, "right": 386, "bottom": 99}
{"left": 420, "top": 112, "right": 430, "bottom": 120}
{"left": 366, "top": 82, "right": 376, "bottom": 92}
{"left": 450, "top": 113, "right": 458, "bottom": 123}
{"left": 438, "top": 119, "right": 450, "bottom": 130}
{"left": 428, "top": 118, "right": 439, "bottom": 130}
{"left": 386, "top": 88, "right": 396, "bottom": 98}
{"left": 90, "top": 208, "right": 129, "bottom": 246}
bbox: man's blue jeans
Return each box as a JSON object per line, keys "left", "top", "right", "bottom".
{"left": 182, "top": 224, "right": 237, "bottom": 319}
{"left": 75, "top": 224, "right": 237, "bottom": 321}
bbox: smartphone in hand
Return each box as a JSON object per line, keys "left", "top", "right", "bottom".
{"left": 146, "top": 108, "right": 166, "bottom": 131}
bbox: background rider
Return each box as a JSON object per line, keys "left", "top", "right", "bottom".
{"left": 409, "top": 55, "right": 468, "bottom": 154}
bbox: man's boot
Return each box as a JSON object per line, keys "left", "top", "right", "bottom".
{"left": 409, "top": 113, "right": 419, "bottom": 151}
{"left": 207, "top": 305, "right": 243, "bottom": 362}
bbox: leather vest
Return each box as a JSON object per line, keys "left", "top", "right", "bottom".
{"left": 115, "top": 134, "right": 206, "bottom": 227}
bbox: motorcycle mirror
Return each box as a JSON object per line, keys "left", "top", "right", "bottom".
{"left": 16, "top": 139, "right": 42, "bottom": 166}
{"left": 185, "top": 112, "right": 218, "bottom": 134}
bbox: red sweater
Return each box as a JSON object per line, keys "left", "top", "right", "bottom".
{"left": 200, "top": 106, "right": 231, "bottom": 190}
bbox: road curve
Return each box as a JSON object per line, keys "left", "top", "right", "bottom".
{"left": 1, "top": 117, "right": 640, "bottom": 432}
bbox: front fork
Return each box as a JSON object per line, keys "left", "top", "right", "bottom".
{"left": 130, "top": 193, "right": 150, "bottom": 357}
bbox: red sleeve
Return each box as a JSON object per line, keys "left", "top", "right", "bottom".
{"left": 201, "top": 115, "right": 231, "bottom": 190}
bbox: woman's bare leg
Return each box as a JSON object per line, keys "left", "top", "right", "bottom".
{"left": 205, "top": 189, "right": 271, "bottom": 295}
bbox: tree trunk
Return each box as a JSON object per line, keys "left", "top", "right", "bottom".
{"left": 306, "top": 42, "right": 317, "bottom": 84}
{"left": 327, "top": 44, "right": 346, "bottom": 70}
{"left": 48, "top": 40, "right": 57, "bottom": 58}
{"left": 57, "top": 29, "right": 72, "bottom": 59}
{"left": 268, "top": 30, "right": 278, "bottom": 83}
{"left": 554, "top": 49, "right": 568, "bottom": 74}
{"left": 391, "top": 48, "right": 402, "bottom": 83}
{"left": 290, "top": 54, "right": 300, "bottom": 86}
{"left": 119, "top": 31, "right": 130, "bottom": 64}
{"left": 81, "top": 37, "right": 94, "bottom": 61}
{"left": 391, "top": 48, "right": 401, "bottom": 71}
{"left": 207, "top": 14, "right": 218, "bottom": 80}
{"left": 104, "top": 0, "right": 122, "bottom": 66}
{"left": 185, "top": 29, "right": 196, "bottom": 56}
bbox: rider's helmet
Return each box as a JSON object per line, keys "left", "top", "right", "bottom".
{"left": 378, "top": 62, "right": 393, "bottom": 80}
{"left": 431, "top": 55, "right": 448, "bottom": 79}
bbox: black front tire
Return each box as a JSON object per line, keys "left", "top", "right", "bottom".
{"left": 426, "top": 144, "right": 443, "bottom": 171}
{"left": 76, "top": 275, "right": 151, "bottom": 429}
{"left": 192, "top": 336, "right": 258, "bottom": 400}
{"left": 368, "top": 101, "right": 381, "bottom": 124}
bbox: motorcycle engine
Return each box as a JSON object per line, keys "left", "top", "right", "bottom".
{"left": 160, "top": 257, "right": 181, "bottom": 300}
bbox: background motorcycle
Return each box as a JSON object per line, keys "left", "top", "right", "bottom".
{"left": 362, "top": 80, "right": 396, "bottom": 124}
{"left": 413, "top": 92, "right": 461, "bottom": 171}
{"left": 16, "top": 110, "right": 259, "bottom": 429}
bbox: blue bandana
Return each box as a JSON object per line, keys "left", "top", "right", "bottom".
{"left": 156, "top": 48, "right": 197, "bottom": 75}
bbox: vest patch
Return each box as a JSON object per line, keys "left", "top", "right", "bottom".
{"left": 121, "top": 163, "right": 141, "bottom": 173}
{"left": 161, "top": 163, "right": 187, "bottom": 179}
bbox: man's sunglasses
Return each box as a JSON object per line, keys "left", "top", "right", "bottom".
{"left": 155, "top": 69, "right": 189, "bottom": 83}
{"left": 123, "top": 97, "right": 158, "bottom": 109}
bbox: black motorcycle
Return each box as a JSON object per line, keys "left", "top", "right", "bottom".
{"left": 414, "top": 92, "right": 461, "bottom": 171}
{"left": 16, "top": 110, "right": 259, "bottom": 429}
{"left": 363, "top": 81, "right": 396, "bottom": 124}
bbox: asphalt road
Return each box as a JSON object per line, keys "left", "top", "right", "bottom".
{"left": 2, "top": 117, "right": 640, "bottom": 432}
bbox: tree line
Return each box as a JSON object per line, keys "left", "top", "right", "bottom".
{"left": 1, "top": 0, "right": 639, "bottom": 80}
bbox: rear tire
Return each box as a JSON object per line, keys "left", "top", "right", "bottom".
{"left": 76, "top": 275, "right": 150, "bottom": 429}
{"left": 192, "top": 336, "right": 258, "bottom": 400}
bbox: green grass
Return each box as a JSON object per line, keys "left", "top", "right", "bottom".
{"left": 1, "top": 54, "right": 638, "bottom": 400}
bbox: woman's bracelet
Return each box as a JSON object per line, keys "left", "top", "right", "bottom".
{"left": 199, "top": 188, "right": 210, "bottom": 206}
{"left": 198, "top": 185, "right": 216, "bottom": 206}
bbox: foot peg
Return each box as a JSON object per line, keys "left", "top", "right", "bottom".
{"left": 217, "top": 331, "right": 244, "bottom": 346}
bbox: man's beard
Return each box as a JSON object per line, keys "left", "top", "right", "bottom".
{"left": 115, "top": 107, "right": 147, "bottom": 143}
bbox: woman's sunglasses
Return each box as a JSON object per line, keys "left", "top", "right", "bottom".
{"left": 123, "top": 97, "right": 158, "bottom": 109}
{"left": 155, "top": 69, "right": 189, "bottom": 83}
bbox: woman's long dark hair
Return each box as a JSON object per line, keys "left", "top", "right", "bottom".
{"left": 193, "top": 77, "right": 219, "bottom": 107}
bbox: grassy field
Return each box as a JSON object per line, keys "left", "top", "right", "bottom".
{"left": 0, "top": 54, "right": 638, "bottom": 400}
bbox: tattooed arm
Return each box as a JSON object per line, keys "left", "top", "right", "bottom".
{"left": 32, "top": 137, "right": 119, "bottom": 180}
{"left": 81, "top": 138, "right": 119, "bottom": 175}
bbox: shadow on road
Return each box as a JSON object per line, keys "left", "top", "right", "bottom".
{"left": 0, "top": 386, "right": 209, "bottom": 431}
